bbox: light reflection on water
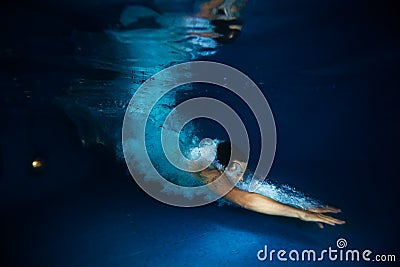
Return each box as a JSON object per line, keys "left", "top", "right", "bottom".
{"left": 59, "top": 1, "right": 245, "bottom": 150}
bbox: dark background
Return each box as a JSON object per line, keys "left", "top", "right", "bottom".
{"left": 1, "top": 0, "right": 399, "bottom": 266}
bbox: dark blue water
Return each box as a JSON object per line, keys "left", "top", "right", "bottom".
{"left": 1, "top": 0, "right": 399, "bottom": 266}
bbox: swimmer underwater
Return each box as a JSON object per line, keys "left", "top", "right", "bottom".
{"left": 192, "top": 141, "right": 345, "bottom": 229}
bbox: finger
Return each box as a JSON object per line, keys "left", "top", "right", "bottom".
{"left": 326, "top": 215, "right": 345, "bottom": 225}
{"left": 318, "top": 214, "right": 345, "bottom": 225}
{"left": 315, "top": 214, "right": 337, "bottom": 226}
{"left": 320, "top": 218, "right": 335, "bottom": 226}
{"left": 324, "top": 206, "right": 341, "bottom": 213}
{"left": 316, "top": 222, "right": 324, "bottom": 229}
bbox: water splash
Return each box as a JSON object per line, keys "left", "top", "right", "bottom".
{"left": 186, "top": 139, "right": 326, "bottom": 209}
{"left": 237, "top": 176, "right": 325, "bottom": 209}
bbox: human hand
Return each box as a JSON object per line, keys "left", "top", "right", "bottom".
{"left": 299, "top": 209, "right": 345, "bottom": 229}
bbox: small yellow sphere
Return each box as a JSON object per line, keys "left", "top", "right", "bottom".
{"left": 32, "top": 160, "right": 43, "bottom": 168}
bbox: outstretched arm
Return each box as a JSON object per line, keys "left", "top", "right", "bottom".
{"left": 225, "top": 188, "right": 344, "bottom": 227}
{"left": 198, "top": 169, "right": 345, "bottom": 228}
